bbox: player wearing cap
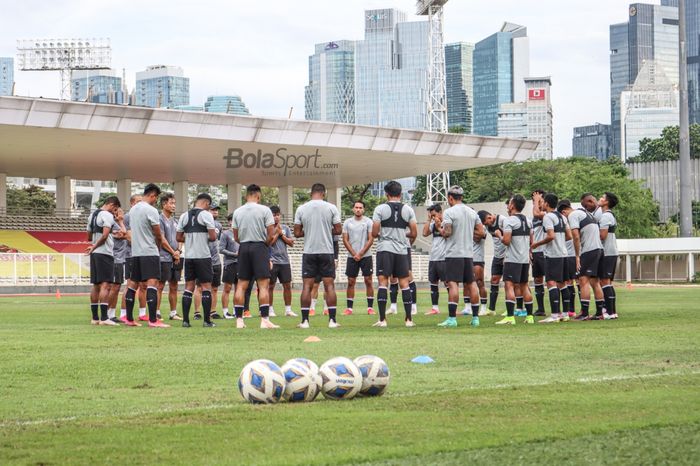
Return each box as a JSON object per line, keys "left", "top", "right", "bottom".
{"left": 423, "top": 204, "right": 446, "bottom": 315}
{"left": 342, "top": 200, "right": 375, "bottom": 316}
{"left": 438, "top": 185, "right": 484, "bottom": 328}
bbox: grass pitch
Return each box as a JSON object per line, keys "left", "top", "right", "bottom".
{"left": 0, "top": 287, "right": 699, "bottom": 465}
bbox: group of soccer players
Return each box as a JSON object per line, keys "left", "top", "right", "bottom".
{"left": 87, "top": 179, "right": 619, "bottom": 329}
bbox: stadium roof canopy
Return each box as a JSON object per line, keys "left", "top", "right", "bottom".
{"left": 0, "top": 96, "right": 537, "bottom": 188}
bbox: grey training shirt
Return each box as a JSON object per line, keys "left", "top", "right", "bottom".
{"left": 159, "top": 213, "right": 179, "bottom": 263}
{"left": 473, "top": 236, "right": 486, "bottom": 263}
{"left": 503, "top": 214, "right": 532, "bottom": 264}
{"left": 599, "top": 211, "right": 619, "bottom": 256}
{"left": 343, "top": 216, "right": 374, "bottom": 259}
{"left": 428, "top": 221, "right": 447, "bottom": 262}
{"left": 489, "top": 214, "right": 507, "bottom": 259}
{"left": 270, "top": 224, "right": 292, "bottom": 264}
{"left": 129, "top": 201, "right": 161, "bottom": 257}
{"left": 372, "top": 202, "right": 416, "bottom": 255}
{"left": 177, "top": 209, "right": 216, "bottom": 259}
{"left": 542, "top": 211, "right": 568, "bottom": 258}
{"left": 87, "top": 210, "right": 115, "bottom": 256}
{"left": 112, "top": 223, "right": 127, "bottom": 263}
{"left": 232, "top": 202, "right": 275, "bottom": 244}
{"left": 209, "top": 220, "right": 222, "bottom": 266}
{"left": 219, "top": 229, "right": 239, "bottom": 266}
{"left": 294, "top": 199, "right": 341, "bottom": 255}
{"left": 532, "top": 216, "right": 545, "bottom": 253}
{"left": 442, "top": 203, "right": 481, "bottom": 259}
{"left": 568, "top": 209, "right": 603, "bottom": 254}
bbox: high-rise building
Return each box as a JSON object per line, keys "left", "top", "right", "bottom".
{"left": 473, "top": 22, "right": 529, "bottom": 136}
{"left": 620, "top": 60, "right": 679, "bottom": 161}
{"left": 304, "top": 40, "right": 355, "bottom": 123}
{"left": 497, "top": 102, "right": 527, "bottom": 139}
{"left": 204, "top": 95, "right": 250, "bottom": 115}
{"left": 71, "top": 69, "right": 125, "bottom": 104}
{"left": 0, "top": 57, "right": 13, "bottom": 96}
{"left": 610, "top": 2, "right": 679, "bottom": 155}
{"left": 688, "top": 0, "right": 700, "bottom": 124}
{"left": 445, "top": 42, "right": 474, "bottom": 133}
{"left": 572, "top": 123, "right": 614, "bottom": 161}
{"left": 135, "top": 65, "right": 189, "bottom": 108}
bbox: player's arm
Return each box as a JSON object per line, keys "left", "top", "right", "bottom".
{"left": 293, "top": 224, "right": 304, "bottom": 238}
{"left": 233, "top": 228, "right": 240, "bottom": 243}
{"left": 532, "top": 193, "right": 545, "bottom": 219}
{"left": 565, "top": 225, "right": 572, "bottom": 241}
{"left": 342, "top": 231, "right": 356, "bottom": 257}
{"left": 87, "top": 225, "right": 111, "bottom": 254}
{"left": 280, "top": 229, "right": 295, "bottom": 246}
{"left": 441, "top": 223, "right": 453, "bottom": 238}
{"left": 220, "top": 234, "right": 236, "bottom": 258}
{"left": 371, "top": 221, "right": 381, "bottom": 239}
{"left": 160, "top": 228, "right": 178, "bottom": 257}
{"left": 357, "top": 227, "right": 374, "bottom": 257}
{"left": 332, "top": 222, "right": 342, "bottom": 236}
{"left": 532, "top": 228, "right": 554, "bottom": 250}
{"left": 406, "top": 221, "right": 417, "bottom": 244}
{"left": 473, "top": 222, "right": 485, "bottom": 243}
{"left": 207, "top": 228, "right": 217, "bottom": 242}
{"left": 599, "top": 219, "right": 609, "bottom": 241}
{"left": 265, "top": 224, "right": 275, "bottom": 246}
{"left": 176, "top": 231, "right": 185, "bottom": 243}
{"left": 501, "top": 230, "right": 512, "bottom": 246}
{"left": 571, "top": 229, "right": 581, "bottom": 258}
{"left": 422, "top": 214, "right": 432, "bottom": 237}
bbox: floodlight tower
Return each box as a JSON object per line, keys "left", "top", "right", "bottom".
{"left": 417, "top": 0, "right": 450, "bottom": 205}
{"left": 16, "top": 38, "right": 112, "bottom": 100}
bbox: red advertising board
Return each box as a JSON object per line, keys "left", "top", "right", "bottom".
{"left": 529, "top": 89, "right": 545, "bottom": 100}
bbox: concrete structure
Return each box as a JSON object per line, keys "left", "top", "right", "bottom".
{"left": 628, "top": 159, "right": 700, "bottom": 221}
{"left": 445, "top": 42, "right": 474, "bottom": 133}
{"left": 135, "top": 65, "right": 189, "bottom": 108}
{"left": 610, "top": 2, "right": 679, "bottom": 155}
{"left": 572, "top": 123, "right": 614, "bottom": 160}
{"left": 0, "top": 96, "right": 537, "bottom": 217}
{"left": 71, "top": 69, "right": 125, "bottom": 105}
{"left": 304, "top": 40, "right": 355, "bottom": 123}
{"left": 0, "top": 57, "right": 13, "bottom": 96}
{"left": 473, "top": 22, "right": 529, "bottom": 137}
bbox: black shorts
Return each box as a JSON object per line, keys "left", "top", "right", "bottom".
{"left": 130, "top": 256, "right": 160, "bottom": 282}
{"left": 184, "top": 257, "right": 213, "bottom": 284}
{"left": 159, "top": 261, "right": 181, "bottom": 284}
{"left": 532, "top": 251, "right": 546, "bottom": 278}
{"left": 597, "top": 255, "right": 618, "bottom": 280}
{"left": 90, "top": 253, "right": 114, "bottom": 284}
{"left": 566, "top": 256, "right": 577, "bottom": 281}
{"left": 407, "top": 247, "right": 413, "bottom": 271}
{"left": 333, "top": 241, "right": 339, "bottom": 260}
{"left": 579, "top": 249, "right": 603, "bottom": 278}
{"left": 544, "top": 257, "right": 566, "bottom": 283}
{"left": 303, "top": 254, "right": 336, "bottom": 279}
{"left": 503, "top": 262, "right": 529, "bottom": 284}
{"left": 445, "top": 257, "right": 475, "bottom": 284}
{"left": 238, "top": 242, "right": 271, "bottom": 281}
{"left": 376, "top": 251, "right": 410, "bottom": 279}
{"left": 346, "top": 256, "right": 373, "bottom": 278}
{"left": 428, "top": 260, "right": 446, "bottom": 283}
{"left": 474, "top": 261, "right": 485, "bottom": 269}
{"left": 271, "top": 263, "right": 293, "bottom": 284}
{"left": 125, "top": 257, "right": 133, "bottom": 280}
{"left": 211, "top": 264, "right": 222, "bottom": 288}
{"left": 113, "top": 262, "right": 125, "bottom": 284}
{"left": 491, "top": 256, "right": 505, "bottom": 277}
{"left": 222, "top": 263, "right": 238, "bottom": 284}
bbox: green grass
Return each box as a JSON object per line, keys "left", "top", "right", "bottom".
{"left": 0, "top": 287, "right": 699, "bottom": 465}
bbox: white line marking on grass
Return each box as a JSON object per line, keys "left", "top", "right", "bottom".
{"left": 1, "top": 370, "right": 698, "bottom": 429}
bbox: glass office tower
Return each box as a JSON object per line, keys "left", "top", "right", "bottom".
{"left": 71, "top": 69, "right": 124, "bottom": 104}
{"left": 688, "top": 0, "right": 700, "bottom": 124}
{"left": 135, "top": 65, "right": 189, "bottom": 108}
{"left": 445, "top": 42, "right": 474, "bottom": 133}
{"left": 304, "top": 40, "right": 355, "bottom": 123}
{"left": 572, "top": 123, "right": 614, "bottom": 161}
{"left": 0, "top": 57, "right": 14, "bottom": 96}
{"left": 204, "top": 95, "right": 250, "bottom": 115}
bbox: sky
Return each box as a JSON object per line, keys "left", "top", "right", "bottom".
{"left": 0, "top": 0, "right": 661, "bottom": 157}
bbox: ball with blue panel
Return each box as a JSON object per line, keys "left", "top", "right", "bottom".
{"left": 319, "top": 356, "right": 362, "bottom": 400}
{"left": 238, "top": 359, "right": 286, "bottom": 404}
{"left": 353, "top": 355, "right": 390, "bottom": 397}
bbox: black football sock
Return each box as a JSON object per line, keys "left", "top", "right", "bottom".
{"left": 489, "top": 284, "right": 499, "bottom": 311}
{"left": 100, "top": 303, "right": 109, "bottom": 321}
{"left": 182, "top": 290, "right": 193, "bottom": 322}
{"left": 90, "top": 303, "right": 99, "bottom": 321}
{"left": 506, "top": 300, "right": 515, "bottom": 317}
{"left": 471, "top": 304, "right": 480, "bottom": 317}
{"left": 377, "top": 287, "right": 388, "bottom": 321}
{"left": 202, "top": 290, "right": 212, "bottom": 322}
{"left": 389, "top": 283, "right": 398, "bottom": 305}
{"left": 430, "top": 284, "right": 439, "bottom": 306}
{"left": 409, "top": 281, "right": 417, "bottom": 306}
{"left": 560, "top": 287, "right": 570, "bottom": 314}
{"left": 125, "top": 287, "right": 136, "bottom": 321}
{"left": 401, "top": 288, "right": 412, "bottom": 321}
{"left": 603, "top": 286, "right": 616, "bottom": 315}
{"left": 480, "top": 297, "right": 487, "bottom": 306}
{"left": 367, "top": 296, "right": 374, "bottom": 308}
{"left": 463, "top": 295, "right": 470, "bottom": 306}
{"left": 146, "top": 287, "right": 158, "bottom": 323}
{"left": 301, "top": 308, "right": 309, "bottom": 322}
{"left": 595, "top": 299, "right": 605, "bottom": 317}
{"left": 548, "top": 287, "right": 560, "bottom": 315}
{"left": 244, "top": 284, "right": 253, "bottom": 311}
{"left": 568, "top": 285, "right": 576, "bottom": 313}
{"left": 580, "top": 299, "right": 590, "bottom": 316}
{"left": 516, "top": 296, "right": 524, "bottom": 310}
{"left": 347, "top": 298, "right": 354, "bottom": 310}
{"left": 534, "top": 284, "right": 545, "bottom": 313}
{"left": 328, "top": 306, "right": 337, "bottom": 322}
{"left": 234, "top": 305, "right": 244, "bottom": 319}
{"left": 448, "top": 302, "right": 458, "bottom": 318}
{"left": 525, "top": 300, "right": 533, "bottom": 316}
{"left": 609, "top": 285, "right": 617, "bottom": 314}
{"left": 260, "top": 304, "right": 269, "bottom": 319}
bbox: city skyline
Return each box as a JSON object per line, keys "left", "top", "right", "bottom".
{"left": 0, "top": 0, "right": 671, "bottom": 157}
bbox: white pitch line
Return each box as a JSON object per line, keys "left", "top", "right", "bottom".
{"left": 1, "top": 370, "right": 698, "bottom": 429}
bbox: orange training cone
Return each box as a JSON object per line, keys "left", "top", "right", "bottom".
{"left": 626, "top": 282, "right": 633, "bottom": 291}
{"left": 56, "top": 288, "right": 61, "bottom": 299}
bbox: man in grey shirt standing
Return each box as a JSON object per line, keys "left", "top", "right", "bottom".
{"left": 423, "top": 204, "right": 446, "bottom": 316}
{"left": 598, "top": 192, "right": 620, "bottom": 319}
{"left": 157, "top": 192, "right": 182, "bottom": 321}
{"left": 342, "top": 200, "right": 375, "bottom": 316}
{"left": 294, "top": 183, "right": 342, "bottom": 329}
{"left": 108, "top": 207, "right": 127, "bottom": 323}
{"left": 232, "top": 184, "right": 276, "bottom": 329}
{"left": 268, "top": 205, "right": 296, "bottom": 318}
{"left": 220, "top": 213, "right": 239, "bottom": 319}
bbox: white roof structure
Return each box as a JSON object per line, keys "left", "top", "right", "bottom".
{"left": 0, "top": 96, "right": 537, "bottom": 188}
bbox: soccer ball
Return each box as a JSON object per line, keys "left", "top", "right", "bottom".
{"left": 353, "top": 355, "right": 390, "bottom": 397}
{"left": 238, "top": 359, "right": 286, "bottom": 404}
{"left": 290, "top": 357, "right": 319, "bottom": 374}
{"left": 319, "top": 357, "right": 362, "bottom": 400}
{"left": 281, "top": 359, "right": 321, "bottom": 402}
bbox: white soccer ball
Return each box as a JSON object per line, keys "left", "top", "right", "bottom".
{"left": 281, "top": 360, "right": 321, "bottom": 402}
{"left": 319, "top": 357, "right": 362, "bottom": 400}
{"left": 290, "top": 357, "right": 319, "bottom": 374}
{"left": 353, "top": 355, "right": 391, "bottom": 397}
{"left": 238, "top": 359, "right": 286, "bottom": 404}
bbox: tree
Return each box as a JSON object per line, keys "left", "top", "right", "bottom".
{"left": 7, "top": 185, "right": 56, "bottom": 214}
{"left": 341, "top": 184, "right": 382, "bottom": 217}
{"left": 94, "top": 192, "right": 118, "bottom": 209}
{"left": 628, "top": 124, "right": 700, "bottom": 163}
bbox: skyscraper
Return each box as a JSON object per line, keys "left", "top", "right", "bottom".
{"left": 71, "top": 69, "right": 124, "bottom": 104}
{"left": 445, "top": 42, "right": 474, "bottom": 133}
{"left": 473, "top": 22, "right": 529, "bottom": 136}
{"left": 610, "top": 2, "right": 679, "bottom": 155}
{"left": 204, "top": 95, "right": 250, "bottom": 115}
{"left": 304, "top": 40, "right": 355, "bottom": 123}
{"left": 572, "top": 123, "right": 613, "bottom": 161}
{"left": 0, "top": 57, "right": 13, "bottom": 96}
{"left": 135, "top": 65, "right": 189, "bottom": 108}
{"left": 688, "top": 0, "right": 700, "bottom": 124}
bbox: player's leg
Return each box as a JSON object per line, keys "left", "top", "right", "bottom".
{"left": 345, "top": 276, "right": 356, "bottom": 315}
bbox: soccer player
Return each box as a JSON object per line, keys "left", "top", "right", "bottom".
{"left": 423, "top": 204, "right": 446, "bottom": 315}
{"left": 86, "top": 196, "right": 121, "bottom": 326}
{"left": 496, "top": 194, "right": 534, "bottom": 325}
{"left": 232, "top": 184, "right": 277, "bottom": 329}
{"left": 124, "top": 184, "right": 170, "bottom": 328}
{"left": 371, "top": 181, "right": 417, "bottom": 327}
{"left": 193, "top": 204, "right": 224, "bottom": 320}
{"left": 438, "top": 186, "right": 483, "bottom": 328}
{"left": 220, "top": 213, "right": 239, "bottom": 319}
{"left": 107, "top": 207, "right": 127, "bottom": 323}
{"left": 294, "top": 183, "right": 342, "bottom": 328}
{"left": 176, "top": 193, "right": 218, "bottom": 327}
{"left": 268, "top": 205, "right": 297, "bottom": 317}
{"left": 156, "top": 192, "right": 182, "bottom": 321}
{"left": 568, "top": 193, "right": 605, "bottom": 320}
{"left": 342, "top": 200, "right": 375, "bottom": 316}
{"left": 479, "top": 210, "right": 507, "bottom": 314}
{"left": 120, "top": 194, "right": 147, "bottom": 322}
{"left": 557, "top": 200, "right": 578, "bottom": 316}
{"left": 598, "top": 192, "right": 619, "bottom": 319}
{"left": 530, "top": 193, "right": 572, "bottom": 323}
{"left": 531, "top": 190, "right": 547, "bottom": 316}
{"left": 472, "top": 225, "right": 489, "bottom": 315}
